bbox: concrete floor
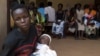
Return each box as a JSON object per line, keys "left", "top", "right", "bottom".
{"left": 51, "top": 37, "right": 100, "bottom": 56}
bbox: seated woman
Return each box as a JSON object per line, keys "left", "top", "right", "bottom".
{"left": 52, "top": 20, "right": 64, "bottom": 39}
{"left": 31, "top": 34, "right": 57, "bottom": 56}
{"left": 64, "top": 16, "right": 79, "bottom": 39}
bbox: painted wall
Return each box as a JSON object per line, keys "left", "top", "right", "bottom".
{"left": 29, "top": 0, "right": 94, "bottom": 10}
{"left": 50, "top": 0, "right": 94, "bottom": 10}
{"left": 0, "top": 0, "right": 7, "bottom": 52}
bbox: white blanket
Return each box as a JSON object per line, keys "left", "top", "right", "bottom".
{"left": 32, "top": 43, "right": 57, "bottom": 56}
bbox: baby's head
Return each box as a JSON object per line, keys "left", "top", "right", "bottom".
{"left": 39, "top": 34, "right": 51, "bottom": 45}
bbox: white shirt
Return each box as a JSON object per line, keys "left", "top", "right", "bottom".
{"left": 52, "top": 21, "right": 64, "bottom": 36}
{"left": 45, "top": 6, "right": 56, "bottom": 22}
{"left": 77, "top": 23, "right": 85, "bottom": 31}
{"left": 76, "top": 9, "right": 84, "bottom": 22}
{"left": 76, "top": 9, "right": 85, "bottom": 31}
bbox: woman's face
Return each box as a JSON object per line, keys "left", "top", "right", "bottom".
{"left": 77, "top": 5, "right": 81, "bottom": 9}
{"left": 12, "top": 8, "right": 30, "bottom": 31}
{"left": 58, "top": 5, "right": 63, "bottom": 10}
{"left": 40, "top": 36, "right": 50, "bottom": 45}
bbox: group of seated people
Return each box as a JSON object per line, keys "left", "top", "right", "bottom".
{"left": 10, "top": 1, "right": 100, "bottom": 40}
{"left": 51, "top": 3, "right": 100, "bottom": 40}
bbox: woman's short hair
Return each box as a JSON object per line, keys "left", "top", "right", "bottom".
{"left": 11, "top": 4, "right": 29, "bottom": 16}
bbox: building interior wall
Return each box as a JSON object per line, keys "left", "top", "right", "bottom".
{"left": 0, "top": 0, "right": 7, "bottom": 52}
{"left": 29, "top": 0, "right": 94, "bottom": 10}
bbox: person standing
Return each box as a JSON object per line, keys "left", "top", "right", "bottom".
{"left": 45, "top": 2, "right": 56, "bottom": 34}
{"left": 75, "top": 3, "right": 85, "bottom": 39}
{"left": 38, "top": 2, "right": 46, "bottom": 22}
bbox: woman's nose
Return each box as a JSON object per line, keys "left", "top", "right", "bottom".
{"left": 21, "top": 18, "right": 25, "bottom": 22}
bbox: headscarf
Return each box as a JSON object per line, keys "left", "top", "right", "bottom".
{"left": 40, "top": 34, "right": 52, "bottom": 44}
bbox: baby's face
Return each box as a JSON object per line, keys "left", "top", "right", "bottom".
{"left": 40, "top": 36, "right": 50, "bottom": 45}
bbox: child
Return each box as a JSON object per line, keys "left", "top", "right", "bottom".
{"left": 77, "top": 22, "right": 85, "bottom": 40}
{"left": 85, "top": 23, "right": 96, "bottom": 39}
{"left": 31, "top": 34, "right": 57, "bottom": 56}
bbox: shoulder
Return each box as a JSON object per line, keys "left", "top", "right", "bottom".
{"left": 30, "top": 24, "right": 37, "bottom": 32}
{"left": 30, "top": 24, "right": 38, "bottom": 38}
{"left": 6, "top": 29, "right": 18, "bottom": 41}
{"left": 51, "top": 7, "right": 55, "bottom": 10}
{"left": 4, "top": 29, "right": 19, "bottom": 47}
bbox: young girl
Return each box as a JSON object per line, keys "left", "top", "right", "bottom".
{"left": 31, "top": 34, "right": 57, "bottom": 56}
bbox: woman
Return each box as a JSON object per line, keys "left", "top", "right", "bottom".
{"left": 0, "top": 4, "right": 38, "bottom": 56}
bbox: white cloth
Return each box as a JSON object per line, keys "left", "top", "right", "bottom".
{"left": 84, "top": 13, "right": 89, "bottom": 17}
{"left": 76, "top": 9, "right": 84, "bottom": 22}
{"left": 90, "top": 20, "right": 100, "bottom": 29}
{"left": 77, "top": 23, "right": 85, "bottom": 31}
{"left": 76, "top": 9, "right": 85, "bottom": 31}
{"left": 52, "top": 21, "right": 64, "bottom": 36}
{"left": 68, "top": 28, "right": 75, "bottom": 33}
{"left": 32, "top": 43, "right": 57, "bottom": 56}
{"left": 45, "top": 6, "right": 56, "bottom": 22}
{"left": 85, "top": 25, "right": 96, "bottom": 35}
{"left": 84, "top": 18, "right": 88, "bottom": 25}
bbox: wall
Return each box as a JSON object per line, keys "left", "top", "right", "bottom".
{"left": 29, "top": 0, "right": 36, "bottom": 5}
{"left": 50, "top": 0, "right": 94, "bottom": 10}
{"left": 29, "top": 0, "right": 94, "bottom": 10}
{"left": 0, "top": 0, "right": 7, "bottom": 52}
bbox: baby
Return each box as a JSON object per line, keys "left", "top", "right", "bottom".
{"left": 86, "top": 23, "right": 96, "bottom": 39}
{"left": 31, "top": 34, "right": 57, "bottom": 56}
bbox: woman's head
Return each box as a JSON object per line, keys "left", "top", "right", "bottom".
{"left": 39, "top": 34, "right": 51, "bottom": 45}
{"left": 48, "top": 2, "right": 52, "bottom": 6}
{"left": 75, "top": 3, "right": 81, "bottom": 9}
{"left": 84, "top": 4, "right": 90, "bottom": 9}
{"left": 29, "top": 2, "right": 35, "bottom": 10}
{"left": 58, "top": 3, "right": 63, "bottom": 10}
{"left": 11, "top": 4, "right": 30, "bottom": 32}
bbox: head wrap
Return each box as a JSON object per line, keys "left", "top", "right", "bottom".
{"left": 40, "top": 34, "right": 52, "bottom": 44}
